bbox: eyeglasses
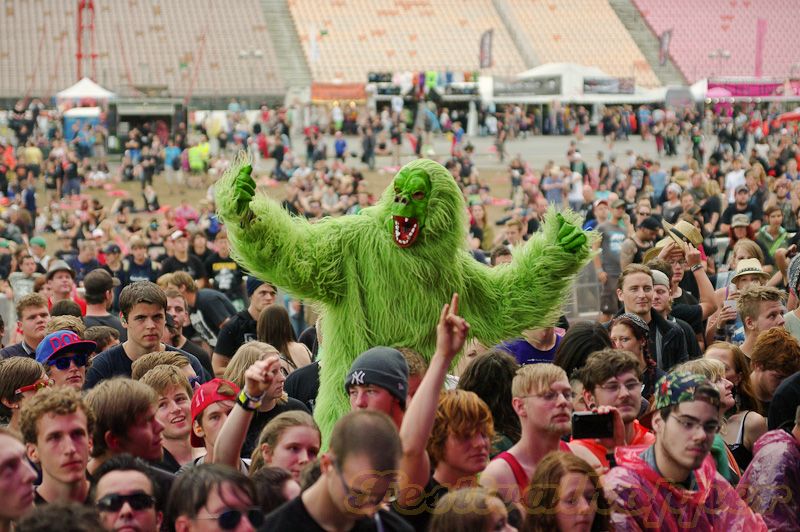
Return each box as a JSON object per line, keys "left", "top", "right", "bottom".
{"left": 196, "top": 508, "right": 264, "bottom": 530}
{"left": 96, "top": 492, "right": 156, "bottom": 513}
{"left": 332, "top": 459, "right": 390, "bottom": 508}
{"left": 597, "top": 380, "right": 642, "bottom": 395}
{"left": 48, "top": 353, "right": 88, "bottom": 370}
{"left": 14, "top": 378, "right": 54, "bottom": 395}
{"left": 520, "top": 390, "right": 574, "bottom": 403}
{"left": 637, "top": 211, "right": 651, "bottom": 217}
{"left": 671, "top": 415, "right": 720, "bottom": 435}
{"left": 668, "top": 259, "right": 687, "bottom": 268}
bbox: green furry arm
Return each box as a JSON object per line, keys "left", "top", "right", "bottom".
{"left": 461, "top": 208, "right": 598, "bottom": 344}
{"left": 216, "top": 159, "right": 347, "bottom": 303}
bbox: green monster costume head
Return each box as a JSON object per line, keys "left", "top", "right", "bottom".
{"left": 376, "top": 158, "right": 466, "bottom": 253}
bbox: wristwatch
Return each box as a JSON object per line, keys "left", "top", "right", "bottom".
{"left": 237, "top": 390, "right": 264, "bottom": 411}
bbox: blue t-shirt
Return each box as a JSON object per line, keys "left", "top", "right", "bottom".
{"left": 497, "top": 334, "right": 563, "bottom": 365}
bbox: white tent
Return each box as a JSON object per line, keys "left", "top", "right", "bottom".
{"left": 56, "top": 78, "right": 115, "bottom": 102}
{"left": 491, "top": 62, "right": 666, "bottom": 104}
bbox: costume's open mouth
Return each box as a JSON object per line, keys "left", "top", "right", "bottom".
{"left": 393, "top": 216, "right": 419, "bottom": 247}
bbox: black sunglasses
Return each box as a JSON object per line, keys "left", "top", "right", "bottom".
{"left": 96, "top": 492, "right": 156, "bottom": 512}
{"left": 49, "top": 353, "right": 88, "bottom": 370}
{"left": 198, "top": 508, "right": 264, "bottom": 530}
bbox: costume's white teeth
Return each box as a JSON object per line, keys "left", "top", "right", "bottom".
{"left": 404, "top": 217, "right": 408, "bottom": 223}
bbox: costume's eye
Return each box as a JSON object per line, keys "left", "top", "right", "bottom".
{"left": 394, "top": 187, "right": 401, "bottom": 194}
{"left": 412, "top": 191, "right": 425, "bottom": 201}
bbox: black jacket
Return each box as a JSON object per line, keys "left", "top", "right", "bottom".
{"left": 608, "top": 309, "right": 689, "bottom": 372}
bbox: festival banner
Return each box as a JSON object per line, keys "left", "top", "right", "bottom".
{"left": 479, "top": 29, "right": 494, "bottom": 69}
{"left": 659, "top": 29, "right": 672, "bottom": 66}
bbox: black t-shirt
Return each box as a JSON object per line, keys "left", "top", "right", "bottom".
{"left": 189, "top": 289, "right": 236, "bottom": 348}
{"left": 179, "top": 338, "right": 213, "bottom": 376}
{"left": 102, "top": 264, "right": 128, "bottom": 313}
{"left": 84, "top": 343, "right": 210, "bottom": 389}
{"left": 160, "top": 255, "right": 206, "bottom": 281}
{"left": 204, "top": 252, "right": 245, "bottom": 302}
{"left": 84, "top": 314, "right": 127, "bottom": 342}
{"left": 126, "top": 257, "right": 159, "bottom": 284}
{"left": 243, "top": 399, "right": 310, "bottom": 458}
{"left": 720, "top": 203, "right": 763, "bottom": 227}
{"left": 768, "top": 370, "right": 800, "bottom": 431}
{"left": 284, "top": 361, "right": 320, "bottom": 412}
{"left": 214, "top": 309, "right": 257, "bottom": 359}
{"left": 700, "top": 195, "right": 722, "bottom": 230}
{"left": 392, "top": 477, "right": 448, "bottom": 531}
{"left": 263, "top": 493, "right": 413, "bottom": 532}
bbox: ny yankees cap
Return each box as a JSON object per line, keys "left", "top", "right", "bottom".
{"left": 345, "top": 346, "right": 409, "bottom": 409}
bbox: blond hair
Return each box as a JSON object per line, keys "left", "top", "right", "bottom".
{"left": 512, "top": 363, "right": 568, "bottom": 398}
{"left": 139, "top": 364, "right": 192, "bottom": 397}
{"left": 676, "top": 358, "right": 726, "bottom": 382}
{"left": 224, "top": 342, "right": 287, "bottom": 403}
{"left": 249, "top": 411, "right": 319, "bottom": 474}
{"left": 45, "top": 315, "right": 86, "bottom": 336}
{"left": 131, "top": 351, "right": 190, "bottom": 380}
{"left": 737, "top": 285, "right": 785, "bottom": 323}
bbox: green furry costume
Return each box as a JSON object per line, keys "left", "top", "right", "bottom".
{"left": 216, "top": 157, "right": 594, "bottom": 440}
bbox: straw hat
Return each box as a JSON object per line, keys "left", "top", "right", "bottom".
{"left": 730, "top": 258, "right": 771, "bottom": 285}
{"left": 642, "top": 219, "right": 703, "bottom": 263}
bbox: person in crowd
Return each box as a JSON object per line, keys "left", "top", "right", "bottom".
{"left": 704, "top": 342, "right": 767, "bottom": 471}
{"left": 84, "top": 281, "right": 208, "bottom": 389}
{"left": 523, "top": 451, "right": 609, "bottom": 532}
{"left": 614, "top": 264, "right": 687, "bottom": 371}
{"left": 553, "top": 321, "right": 613, "bottom": 381}
{"left": 603, "top": 372, "right": 765, "bottom": 529}
{"left": 189, "top": 378, "right": 240, "bottom": 468}
{"left": 19, "top": 387, "right": 92, "bottom": 505}
{"left": 15, "top": 501, "right": 103, "bottom": 531}
{"left": 707, "top": 257, "right": 771, "bottom": 345}
{"left": 163, "top": 288, "right": 212, "bottom": 375}
{"left": 46, "top": 260, "right": 86, "bottom": 315}
{"left": 480, "top": 363, "right": 572, "bottom": 503}
{"left": 84, "top": 325, "right": 120, "bottom": 355}
{"left": 101, "top": 243, "right": 127, "bottom": 313}
{"left": 8, "top": 253, "right": 41, "bottom": 303}
{"left": 345, "top": 346, "right": 408, "bottom": 428}
{"left": 0, "top": 427, "right": 38, "bottom": 531}
{"left": 458, "top": 350, "right": 520, "bottom": 456}
{"left": 159, "top": 230, "right": 206, "bottom": 285}
{"left": 131, "top": 350, "right": 199, "bottom": 383}
{"left": 261, "top": 410, "right": 412, "bottom": 531}
{"left": 247, "top": 411, "right": 321, "bottom": 480}
{"left": 735, "top": 284, "right": 785, "bottom": 358}
{"left": 139, "top": 365, "right": 197, "bottom": 472}
{"left": 720, "top": 185, "right": 763, "bottom": 234}
{"left": 220, "top": 342, "right": 310, "bottom": 457}
{"left": 646, "top": 265, "right": 702, "bottom": 358}
{"left": 35, "top": 330, "right": 95, "bottom": 390}
{"left": 675, "top": 358, "right": 744, "bottom": 483}
{"left": 166, "top": 271, "right": 236, "bottom": 351}
{"left": 125, "top": 236, "right": 159, "bottom": 284}
{"left": 749, "top": 327, "right": 800, "bottom": 414}
{"left": 737, "top": 405, "right": 800, "bottom": 531}
{"left": 67, "top": 240, "right": 100, "bottom": 283}
{"left": 429, "top": 487, "right": 516, "bottom": 532}
{"left": 203, "top": 227, "right": 246, "bottom": 309}
{"left": 0, "top": 357, "right": 49, "bottom": 433}
{"left": 593, "top": 198, "right": 627, "bottom": 322}
{"left": 251, "top": 466, "right": 301, "bottom": 515}
{"left": 166, "top": 464, "right": 263, "bottom": 531}
{"left": 609, "top": 312, "right": 662, "bottom": 400}
{"left": 620, "top": 215, "right": 659, "bottom": 268}
{"left": 0, "top": 293, "right": 49, "bottom": 359}
{"left": 398, "top": 347, "right": 427, "bottom": 401}
{"left": 82, "top": 269, "right": 125, "bottom": 340}
{"left": 212, "top": 278, "right": 276, "bottom": 376}
{"left": 756, "top": 205, "right": 789, "bottom": 259}
{"left": 257, "top": 304, "right": 313, "bottom": 375}
{"left": 50, "top": 299, "right": 82, "bottom": 318}
{"left": 91, "top": 454, "right": 163, "bottom": 532}
{"left": 569, "top": 349, "right": 654, "bottom": 473}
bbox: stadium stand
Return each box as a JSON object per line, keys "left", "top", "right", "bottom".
{"left": 0, "top": 0, "right": 285, "bottom": 99}
{"left": 505, "top": 0, "right": 661, "bottom": 88}
{"left": 286, "top": 0, "right": 527, "bottom": 82}
{"left": 633, "top": 0, "right": 800, "bottom": 82}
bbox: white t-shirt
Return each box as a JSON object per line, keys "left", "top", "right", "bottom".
{"left": 725, "top": 169, "right": 745, "bottom": 202}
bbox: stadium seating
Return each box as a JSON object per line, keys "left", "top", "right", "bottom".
{"left": 504, "top": 0, "right": 661, "bottom": 88}
{"left": 633, "top": 0, "right": 800, "bottom": 82}
{"left": 0, "top": 0, "right": 284, "bottom": 99}
{"left": 286, "top": 0, "right": 527, "bottom": 82}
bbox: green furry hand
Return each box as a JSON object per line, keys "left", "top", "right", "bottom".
{"left": 232, "top": 164, "right": 256, "bottom": 219}
{"left": 556, "top": 213, "right": 587, "bottom": 253}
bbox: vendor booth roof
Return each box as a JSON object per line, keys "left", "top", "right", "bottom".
{"left": 311, "top": 82, "right": 366, "bottom": 103}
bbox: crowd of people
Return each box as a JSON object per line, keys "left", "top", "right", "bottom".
{"left": 0, "top": 95, "right": 799, "bottom": 532}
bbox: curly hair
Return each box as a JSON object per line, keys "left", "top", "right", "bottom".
{"left": 19, "top": 386, "right": 95, "bottom": 445}
{"left": 750, "top": 327, "right": 800, "bottom": 376}
{"left": 427, "top": 390, "right": 494, "bottom": 467}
